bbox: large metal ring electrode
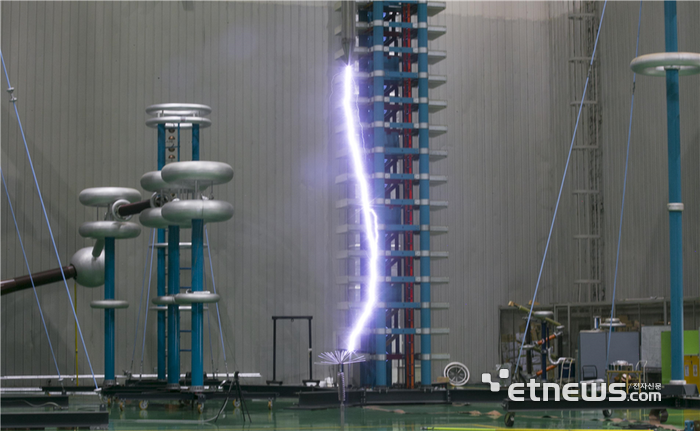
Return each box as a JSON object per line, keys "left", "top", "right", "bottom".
{"left": 145, "top": 103, "right": 212, "bottom": 117}
{"left": 161, "top": 199, "right": 234, "bottom": 224}
{"left": 90, "top": 299, "right": 129, "bottom": 309}
{"left": 630, "top": 52, "right": 700, "bottom": 77}
{"left": 443, "top": 362, "right": 470, "bottom": 386}
{"left": 174, "top": 291, "right": 221, "bottom": 304}
{"left": 161, "top": 161, "right": 234, "bottom": 189}
{"left": 79, "top": 187, "right": 142, "bottom": 207}
{"left": 79, "top": 221, "right": 142, "bottom": 239}
{"left": 141, "top": 171, "right": 193, "bottom": 193}
{"left": 111, "top": 199, "right": 133, "bottom": 222}
{"left": 139, "top": 207, "right": 191, "bottom": 229}
{"left": 152, "top": 296, "right": 177, "bottom": 305}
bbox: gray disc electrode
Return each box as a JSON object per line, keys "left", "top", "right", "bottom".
{"left": 79, "top": 221, "right": 142, "bottom": 239}
{"left": 630, "top": 52, "right": 700, "bottom": 77}
{"left": 161, "top": 161, "right": 234, "bottom": 189}
{"left": 174, "top": 291, "right": 221, "bottom": 304}
{"left": 90, "top": 299, "right": 129, "bottom": 309}
{"left": 139, "top": 207, "right": 191, "bottom": 229}
{"left": 79, "top": 187, "right": 142, "bottom": 207}
{"left": 161, "top": 200, "right": 234, "bottom": 224}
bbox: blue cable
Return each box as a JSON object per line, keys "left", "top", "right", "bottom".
{"left": 139, "top": 229, "right": 157, "bottom": 375}
{"left": 131, "top": 229, "right": 155, "bottom": 372}
{"left": 205, "top": 227, "right": 229, "bottom": 375}
{"left": 1, "top": 169, "right": 61, "bottom": 377}
{"left": 514, "top": 1, "right": 609, "bottom": 378}
{"left": 1, "top": 50, "right": 98, "bottom": 389}
{"left": 607, "top": 0, "right": 643, "bottom": 368}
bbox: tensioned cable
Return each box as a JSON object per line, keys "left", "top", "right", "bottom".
{"left": 1, "top": 169, "right": 60, "bottom": 377}
{"left": 606, "top": 0, "right": 643, "bottom": 368}
{"left": 139, "top": 229, "right": 157, "bottom": 376}
{"left": 130, "top": 229, "right": 156, "bottom": 372}
{"left": 0, "top": 51, "right": 98, "bottom": 389}
{"left": 514, "top": 1, "right": 609, "bottom": 377}
{"left": 204, "top": 226, "right": 229, "bottom": 376}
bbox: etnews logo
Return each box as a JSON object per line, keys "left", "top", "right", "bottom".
{"left": 482, "top": 369, "right": 661, "bottom": 402}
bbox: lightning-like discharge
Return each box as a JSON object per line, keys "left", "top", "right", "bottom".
{"left": 342, "top": 64, "right": 380, "bottom": 353}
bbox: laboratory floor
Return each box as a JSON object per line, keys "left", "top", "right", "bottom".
{"left": 54, "top": 395, "right": 697, "bottom": 431}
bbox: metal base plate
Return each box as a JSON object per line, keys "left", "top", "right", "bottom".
{"left": 0, "top": 405, "right": 108, "bottom": 430}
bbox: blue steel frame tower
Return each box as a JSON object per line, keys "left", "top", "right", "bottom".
{"left": 146, "top": 104, "right": 208, "bottom": 388}
{"left": 338, "top": 0, "right": 449, "bottom": 387}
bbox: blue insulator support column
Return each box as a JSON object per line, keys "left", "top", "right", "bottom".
{"left": 192, "top": 124, "right": 200, "bottom": 161}
{"left": 417, "top": 0, "right": 431, "bottom": 386}
{"left": 104, "top": 237, "right": 116, "bottom": 385}
{"left": 191, "top": 219, "right": 205, "bottom": 390}
{"left": 156, "top": 229, "right": 166, "bottom": 380}
{"left": 156, "top": 123, "right": 167, "bottom": 381}
{"left": 664, "top": 0, "right": 685, "bottom": 384}
{"left": 372, "top": 0, "right": 387, "bottom": 388}
{"left": 167, "top": 226, "right": 181, "bottom": 388}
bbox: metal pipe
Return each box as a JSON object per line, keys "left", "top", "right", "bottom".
{"left": 1, "top": 265, "right": 77, "bottom": 295}
{"left": 372, "top": 0, "right": 387, "bottom": 388}
{"left": 664, "top": 0, "right": 685, "bottom": 384}
{"left": 418, "top": 0, "right": 431, "bottom": 387}
{"left": 157, "top": 127, "right": 167, "bottom": 381}
{"left": 190, "top": 219, "right": 204, "bottom": 390}
{"left": 540, "top": 321, "right": 548, "bottom": 382}
{"left": 192, "top": 124, "right": 200, "bottom": 161}
{"left": 167, "top": 226, "right": 180, "bottom": 389}
{"left": 104, "top": 238, "right": 116, "bottom": 386}
{"left": 340, "top": 1, "right": 356, "bottom": 64}
{"left": 156, "top": 228, "right": 166, "bottom": 381}
{"left": 92, "top": 239, "right": 104, "bottom": 258}
{"left": 272, "top": 319, "right": 278, "bottom": 382}
{"left": 116, "top": 199, "right": 151, "bottom": 217}
{"left": 308, "top": 318, "right": 313, "bottom": 381}
{"left": 157, "top": 124, "right": 166, "bottom": 171}
{"left": 0, "top": 372, "right": 262, "bottom": 380}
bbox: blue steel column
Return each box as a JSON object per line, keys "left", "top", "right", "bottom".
{"left": 104, "top": 237, "right": 116, "bottom": 385}
{"left": 664, "top": 0, "right": 684, "bottom": 384}
{"left": 156, "top": 124, "right": 167, "bottom": 380}
{"left": 190, "top": 219, "right": 205, "bottom": 389}
{"left": 192, "top": 124, "right": 200, "bottom": 161}
{"left": 372, "top": 0, "right": 387, "bottom": 387}
{"left": 417, "top": 0, "right": 431, "bottom": 386}
{"left": 167, "top": 226, "right": 181, "bottom": 388}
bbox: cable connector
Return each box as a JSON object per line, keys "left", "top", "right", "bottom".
{"left": 6, "top": 87, "right": 16, "bottom": 102}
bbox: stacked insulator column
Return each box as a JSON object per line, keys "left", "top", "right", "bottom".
{"left": 336, "top": 1, "right": 450, "bottom": 387}
{"left": 78, "top": 187, "right": 143, "bottom": 386}
{"left": 142, "top": 104, "right": 233, "bottom": 391}
{"left": 629, "top": 2, "right": 700, "bottom": 385}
